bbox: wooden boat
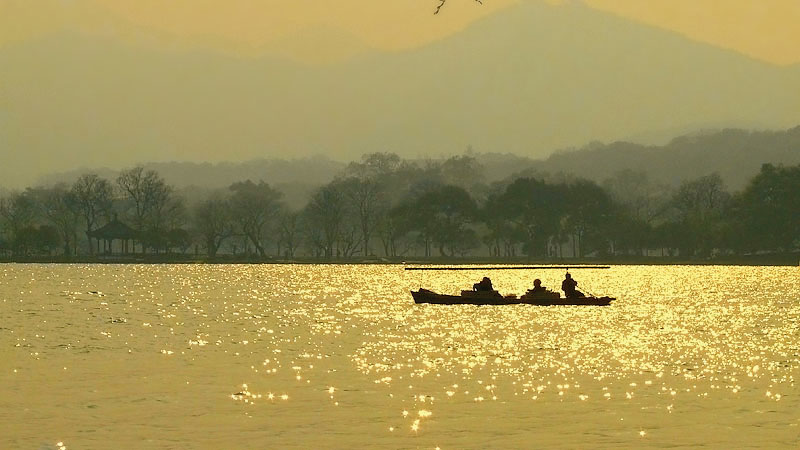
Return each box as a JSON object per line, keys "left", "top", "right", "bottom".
{"left": 411, "top": 288, "right": 614, "bottom": 306}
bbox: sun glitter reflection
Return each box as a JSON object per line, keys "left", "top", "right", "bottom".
{"left": 334, "top": 265, "right": 799, "bottom": 440}
{"left": 9, "top": 264, "right": 793, "bottom": 448}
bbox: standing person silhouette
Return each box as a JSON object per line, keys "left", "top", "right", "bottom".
{"left": 561, "top": 272, "right": 584, "bottom": 298}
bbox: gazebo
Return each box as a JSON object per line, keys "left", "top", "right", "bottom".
{"left": 89, "top": 215, "right": 138, "bottom": 255}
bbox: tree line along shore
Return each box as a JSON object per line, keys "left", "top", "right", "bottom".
{"left": 0, "top": 153, "right": 798, "bottom": 264}
{"left": 2, "top": 255, "right": 797, "bottom": 266}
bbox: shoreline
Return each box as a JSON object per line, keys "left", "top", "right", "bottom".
{"left": 1, "top": 253, "right": 798, "bottom": 266}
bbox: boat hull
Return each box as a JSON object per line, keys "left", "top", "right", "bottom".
{"left": 411, "top": 289, "right": 614, "bottom": 306}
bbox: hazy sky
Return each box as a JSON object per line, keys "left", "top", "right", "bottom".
{"left": 2, "top": 0, "right": 800, "bottom": 189}
{"left": 1, "top": 0, "right": 799, "bottom": 65}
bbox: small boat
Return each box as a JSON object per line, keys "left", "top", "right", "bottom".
{"left": 411, "top": 288, "right": 615, "bottom": 306}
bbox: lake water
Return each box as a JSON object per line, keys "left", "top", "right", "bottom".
{"left": 1, "top": 264, "right": 798, "bottom": 449}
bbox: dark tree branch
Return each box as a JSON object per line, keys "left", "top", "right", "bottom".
{"left": 435, "top": 0, "right": 483, "bottom": 15}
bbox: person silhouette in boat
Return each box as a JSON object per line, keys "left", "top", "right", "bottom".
{"left": 561, "top": 272, "right": 584, "bottom": 298}
{"left": 473, "top": 276, "right": 494, "bottom": 292}
{"left": 530, "top": 278, "right": 547, "bottom": 294}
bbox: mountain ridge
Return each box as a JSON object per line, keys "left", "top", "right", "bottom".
{"left": 1, "top": 1, "right": 799, "bottom": 187}
{"left": 35, "top": 125, "right": 800, "bottom": 198}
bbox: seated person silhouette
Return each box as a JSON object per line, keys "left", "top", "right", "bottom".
{"left": 473, "top": 276, "right": 494, "bottom": 292}
{"left": 530, "top": 278, "right": 547, "bottom": 294}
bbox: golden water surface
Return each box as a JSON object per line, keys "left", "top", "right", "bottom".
{"left": 1, "top": 264, "right": 798, "bottom": 449}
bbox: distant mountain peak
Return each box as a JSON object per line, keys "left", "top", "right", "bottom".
{"left": 1, "top": 3, "right": 799, "bottom": 188}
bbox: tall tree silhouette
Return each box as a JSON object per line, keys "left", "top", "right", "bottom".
{"left": 117, "top": 166, "right": 173, "bottom": 252}
{"left": 229, "top": 180, "right": 283, "bottom": 257}
{"left": 194, "top": 195, "right": 233, "bottom": 257}
{"left": 72, "top": 174, "right": 113, "bottom": 255}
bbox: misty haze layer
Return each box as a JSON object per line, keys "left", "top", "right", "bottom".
{"left": 1, "top": 1, "right": 799, "bottom": 187}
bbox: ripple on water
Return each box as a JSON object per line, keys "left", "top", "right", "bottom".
{"left": 1, "top": 264, "right": 798, "bottom": 448}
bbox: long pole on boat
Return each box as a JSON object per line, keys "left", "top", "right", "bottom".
{"left": 404, "top": 266, "right": 611, "bottom": 271}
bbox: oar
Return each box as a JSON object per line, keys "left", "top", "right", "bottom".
{"left": 578, "top": 285, "right": 606, "bottom": 298}
{"left": 581, "top": 289, "right": 596, "bottom": 298}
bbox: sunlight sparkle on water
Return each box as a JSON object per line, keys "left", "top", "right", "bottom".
{"left": 1, "top": 264, "right": 798, "bottom": 448}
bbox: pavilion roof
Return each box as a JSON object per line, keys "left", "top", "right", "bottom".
{"left": 89, "top": 218, "right": 137, "bottom": 240}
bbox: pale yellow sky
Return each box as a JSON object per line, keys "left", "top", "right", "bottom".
{"left": 583, "top": 0, "right": 800, "bottom": 65}
{"left": 1, "top": 0, "right": 799, "bottom": 64}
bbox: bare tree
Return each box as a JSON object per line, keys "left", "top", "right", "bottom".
{"left": 301, "top": 213, "right": 326, "bottom": 258}
{"left": 376, "top": 211, "right": 411, "bottom": 257}
{"left": 34, "top": 184, "right": 81, "bottom": 256}
{"left": 304, "top": 183, "right": 347, "bottom": 258}
{"left": 151, "top": 195, "right": 185, "bottom": 234}
{"left": 337, "top": 221, "right": 362, "bottom": 258}
{"left": 117, "top": 166, "right": 173, "bottom": 251}
{"left": 117, "top": 166, "right": 173, "bottom": 231}
{"left": 229, "top": 180, "right": 283, "bottom": 257}
{"left": 194, "top": 195, "right": 233, "bottom": 257}
{"left": 277, "top": 209, "right": 300, "bottom": 259}
{"left": 340, "top": 177, "right": 382, "bottom": 257}
{"left": 72, "top": 173, "right": 113, "bottom": 254}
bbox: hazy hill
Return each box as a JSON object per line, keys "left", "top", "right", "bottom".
{"left": 537, "top": 125, "right": 800, "bottom": 190}
{"left": 2, "top": 1, "right": 799, "bottom": 187}
{"left": 35, "top": 126, "right": 800, "bottom": 203}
